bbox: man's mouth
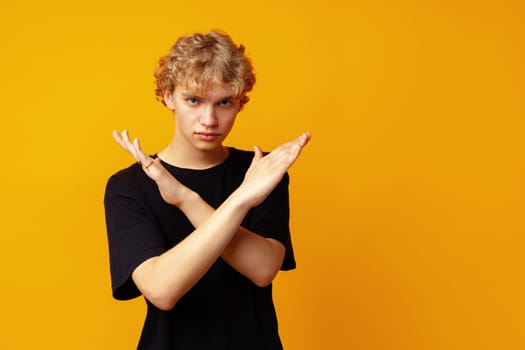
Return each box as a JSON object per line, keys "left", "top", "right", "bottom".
{"left": 195, "top": 132, "right": 221, "bottom": 141}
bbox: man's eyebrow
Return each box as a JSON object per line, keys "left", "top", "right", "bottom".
{"left": 217, "top": 95, "right": 235, "bottom": 100}
{"left": 180, "top": 92, "right": 200, "bottom": 98}
{"left": 180, "top": 91, "right": 237, "bottom": 101}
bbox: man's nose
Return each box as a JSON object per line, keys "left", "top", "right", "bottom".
{"left": 200, "top": 105, "right": 218, "bottom": 127}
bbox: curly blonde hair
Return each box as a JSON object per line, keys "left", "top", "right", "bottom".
{"left": 154, "top": 30, "right": 256, "bottom": 106}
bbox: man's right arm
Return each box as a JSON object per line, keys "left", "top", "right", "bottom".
{"left": 130, "top": 188, "right": 253, "bottom": 311}
{"left": 114, "top": 131, "right": 310, "bottom": 310}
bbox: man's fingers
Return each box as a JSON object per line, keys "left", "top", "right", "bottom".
{"left": 289, "top": 132, "right": 311, "bottom": 160}
{"left": 253, "top": 145, "right": 263, "bottom": 158}
{"left": 112, "top": 129, "right": 121, "bottom": 143}
{"left": 294, "top": 132, "right": 311, "bottom": 155}
{"left": 112, "top": 129, "right": 152, "bottom": 165}
{"left": 133, "top": 138, "right": 152, "bottom": 165}
{"left": 270, "top": 132, "right": 311, "bottom": 171}
{"left": 293, "top": 132, "right": 311, "bottom": 149}
{"left": 300, "top": 132, "right": 311, "bottom": 146}
{"left": 268, "top": 132, "right": 311, "bottom": 163}
{"left": 120, "top": 130, "right": 135, "bottom": 152}
{"left": 143, "top": 158, "right": 156, "bottom": 170}
{"left": 113, "top": 130, "right": 128, "bottom": 150}
{"left": 113, "top": 130, "right": 136, "bottom": 157}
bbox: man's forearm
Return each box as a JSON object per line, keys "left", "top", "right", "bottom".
{"left": 178, "top": 190, "right": 285, "bottom": 286}
{"left": 132, "top": 190, "right": 251, "bottom": 310}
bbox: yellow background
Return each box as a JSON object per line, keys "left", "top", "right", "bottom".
{"left": 1, "top": 0, "right": 524, "bottom": 349}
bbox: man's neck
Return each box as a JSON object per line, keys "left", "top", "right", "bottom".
{"left": 157, "top": 140, "right": 229, "bottom": 170}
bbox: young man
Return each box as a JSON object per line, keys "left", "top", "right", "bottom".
{"left": 104, "top": 31, "right": 310, "bottom": 349}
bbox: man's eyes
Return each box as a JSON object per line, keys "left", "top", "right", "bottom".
{"left": 185, "top": 98, "right": 233, "bottom": 106}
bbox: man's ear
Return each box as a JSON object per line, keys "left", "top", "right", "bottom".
{"left": 163, "top": 89, "right": 176, "bottom": 110}
{"left": 238, "top": 95, "right": 249, "bottom": 112}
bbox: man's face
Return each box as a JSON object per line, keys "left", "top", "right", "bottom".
{"left": 164, "top": 83, "right": 241, "bottom": 153}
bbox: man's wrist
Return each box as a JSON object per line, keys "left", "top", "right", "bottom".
{"left": 176, "top": 188, "right": 200, "bottom": 211}
{"left": 227, "top": 188, "right": 254, "bottom": 213}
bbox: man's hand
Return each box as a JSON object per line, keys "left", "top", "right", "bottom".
{"left": 235, "top": 132, "right": 311, "bottom": 208}
{"left": 112, "top": 130, "right": 192, "bottom": 207}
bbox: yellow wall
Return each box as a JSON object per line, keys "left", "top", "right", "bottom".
{"left": 1, "top": 0, "right": 524, "bottom": 349}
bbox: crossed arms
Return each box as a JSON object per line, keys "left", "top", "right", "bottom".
{"left": 112, "top": 130, "right": 310, "bottom": 311}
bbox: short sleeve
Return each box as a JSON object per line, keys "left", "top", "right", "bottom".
{"left": 104, "top": 171, "right": 167, "bottom": 300}
{"left": 247, "top": 173, "right": 296, "bottom": 270}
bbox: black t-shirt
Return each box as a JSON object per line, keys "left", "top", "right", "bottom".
{"left": 104, "top": 147, "right": 295, "bottom": 350}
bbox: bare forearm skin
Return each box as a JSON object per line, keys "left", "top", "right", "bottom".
{"left": 132, "top": 190, "right": 252, "bottom": 311}
{"left": 179, "top": 190, "right": 285, "bottom": 287}
{"left": 122, "top": 132, "right": 310, "bottom": 311}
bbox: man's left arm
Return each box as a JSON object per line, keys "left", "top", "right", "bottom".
{"left": 180, "top": 192, "right": 286, "bottom": 287}
{"left": 113, "top": 130, "right": 308, "bottom": 287}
